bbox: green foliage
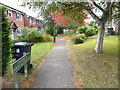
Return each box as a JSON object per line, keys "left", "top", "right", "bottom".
{"left": 88, "top": 21, "right": 95, "bottom": 26}
{"left": 42, "top": 34, "right": 53, "bottom": 42}
{"left": 85, "top": 27, "right": 97, "bottom": 37}
{"left": 1, "top": 5, "right": 11, "bottom": 76}
{"left": 46, "top": 26, "right": 54, "bottom": 36}
{"left": 77, "top": 26, "right": 88, "bottom": 34}
{"left": 71, "top": 34, "right": 86, "bottom": 44}
{"left": 77, "top": 25, "right": 98, "bottom": 37}
{"left": 17, "top": 28, "right": 52, "bottom": 43}
{"left": 44, "top": 15, "right": 55, "bottom": 36}
{"left": 18, "top": 28, "right": 42, "bottom": 42}
{"left": 76, "top": 34, "right": 86, "bottom": 39}
{"left": 64, "top": 30, "right": 74, "bottom": 36}
{"left": 56, "top": 25, "right": 65, "bottom": 34}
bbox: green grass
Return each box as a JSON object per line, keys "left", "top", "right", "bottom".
{"left": 2, "top": 42, "right": 54, "bottom": 88}
{"left": 31, "top": 42, "right": 54, "bottom": 68}
{"left": 66, "top": 36, "right": 118, "bottom": 88}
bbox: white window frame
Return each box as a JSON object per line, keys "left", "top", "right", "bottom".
{"left": 33, "top": 20, "right": 36, "bottom": 24}
{"left": 7, "top": 10, "right": 12, "bottom": 18}
{"left": 16, "top": 13, "right": 22, "bottom": 20}
{"left": 29, "top": 18, "right": 32, "bottom": 23}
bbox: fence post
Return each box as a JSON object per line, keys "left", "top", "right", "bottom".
{"left": 24, "top": 64, "right": 28, "bottom": 80}
{"left": 13, "top": 73, "right": 19, "bottom": 89}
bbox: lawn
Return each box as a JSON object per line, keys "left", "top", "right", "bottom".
{"left": 31, "top": 42, "right": 54, "bottom": 69}
{"left": 2, "top": 42, "right": 54, "bottom": 88}
{"left": 66, "top": 36, "right": 118, "bottom": 88}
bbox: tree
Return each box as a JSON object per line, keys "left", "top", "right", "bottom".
{"left": 44, "top": 15, "right": 55, "bottom": 36}
{"left": 0, "top": 5, "right": 11, "bottom": 76}
{"left": 50, "top": 10, "right": 87, "bottom": 32}
{"left": 21, "top": 0, "right": 118, "bottom": 53}
{"left": 58, "top": 1, "right": 116, "bottom": 53}
{"left": 85, "top": 1, "right": 115, "bottom": 53}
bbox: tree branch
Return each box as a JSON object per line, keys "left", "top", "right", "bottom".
{"left": 85, "top": 4, "right": 100, "bottom": 23}
{"left": 86, "top": 9, "right": 100, "bottom": 23}
{"left": 92, "top": 2, "right": 105, "bottom": 12}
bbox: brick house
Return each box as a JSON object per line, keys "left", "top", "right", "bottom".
{"left": 0, "top": 3, "right": 44, "bottom": 40}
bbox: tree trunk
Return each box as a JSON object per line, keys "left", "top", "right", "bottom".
{"left": 94, "top": 22, "right": 105, "bottom": 53}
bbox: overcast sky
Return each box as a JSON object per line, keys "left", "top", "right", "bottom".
{"left": 0, "top": 0, "right": 41, "bottom": 19}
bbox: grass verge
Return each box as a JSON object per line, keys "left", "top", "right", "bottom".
{"left": 2, "top": 42, "right": 54, "bottom": 88}
{"left": 66, "top": 36, "right": 118, "bottom": 88}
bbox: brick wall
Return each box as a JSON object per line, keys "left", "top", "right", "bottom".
{"left": 6, "top": 9, "right": 43, "bottom": 29}
{"left": 7, "top": 11, "right": 25, "bottom": 28}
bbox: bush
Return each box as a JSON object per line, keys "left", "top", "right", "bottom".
{"left": 42, "top": 34, "right": 53, "bottom": 42}
{"left": 18, "top": 28, "right": 43, "bottom": 43}
{"left": 77, "top": 26, "right": 88, "bottom": 34}
{"left": 76, "top": 34, "right": 86, "bottom": 39}
{"left": 77, "top": 25, "right": 98, "bottom": 37}
{"left": 1, "top": 5, "right": 11, "bottom": 76}
{"left": 85, "top": 27, "right": 97, "bottom": 37}
{"left": 71, "top": 34, "right": 85, "bottom": 44}
{"left": 15, "top": 28, "right": 53, "bottom": 43}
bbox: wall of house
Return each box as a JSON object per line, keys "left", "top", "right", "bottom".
{"left": 23, "top": 14, "right": 29, "bottom": 28}
{"left": 6, "top": 7, "right": 44, "bottom": 29}
{"left": 7, "top": 11, "right": 25, "bottom": 28}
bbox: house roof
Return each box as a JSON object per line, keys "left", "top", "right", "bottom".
{"left": 0, "top": 3, "right": 44, "bottom": 25}
{"left": 0, "top": 3, "right": 25, "bottom": 15}
{"left": 10, "top": 21, "right": 18, "bottom": 29}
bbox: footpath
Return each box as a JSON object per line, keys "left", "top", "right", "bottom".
{"left": 33, "top": 36, "right": 75, "bottom": 88}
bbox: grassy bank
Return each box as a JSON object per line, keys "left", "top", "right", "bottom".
{"left": 66, "top": 36, "right": 118, "bottom": 88}
{"left": 2, "top": 42, "right": 54, "bottom": 88}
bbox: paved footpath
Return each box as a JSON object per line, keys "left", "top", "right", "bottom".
{"left": 33, "top": 36, "right": 75, "bottom": 88}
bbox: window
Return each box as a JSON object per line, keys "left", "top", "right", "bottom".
{"left": 29, "top": 18, "right": 32, "bottom": 23}
{"left": 16, "top": 13, "right": 22, "bottom": 20}
{"left": 33, "top": 20, "right": 36, "bottom": 24}
{"left": 7, "top": 10, "right": 12, "bottom": 17}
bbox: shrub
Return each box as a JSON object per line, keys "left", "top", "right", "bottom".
{"left": 18, "top": 28, "right": 44, "bottom": 43}
{"left": 71, "top": 34, "right": 85, "bottom": 44}
{"left": 16, "top": 28, "right": 53, "bottom": 43}
{"left": 76, "top": 34, "right": 86, "bottom": 39}
{"left": 85, "top": 27, "right": 97, "bottom": 37}
{"left": 1, "top": 5, "right": 11, "bottom": 76}
{"left": 42, "top": 34, "right": 53, "bottom": 42}
{"left": 77, "top": 26, "right": 89, "bottom": 34}
{"left": 77, "top": 25, "right": 98, "bottom": 37}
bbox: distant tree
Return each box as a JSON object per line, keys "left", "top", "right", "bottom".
{"left": 50, "top": 10, "right": 87, "bottom": 32}
{"left": 21, "top": 1, "right": 118, "bottom": 53}
{"left": 0, "top": 5, "right": 11, "bottom": 76}
{"left": 44, "top": 15, "right": 55, "bottom": 36}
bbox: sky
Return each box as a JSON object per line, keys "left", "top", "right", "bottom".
{"left": 0, "top": 0, "right": 42, "bottom": 19}
{"left": 0, "top": 0, "right": 102, "bottom": 23}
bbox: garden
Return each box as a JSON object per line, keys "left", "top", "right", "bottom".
{"left": 1, "top": 5, "right": 54, "bottom": 88}
{"left": 1, "top": 1, "right": 119, "bottom": 88}
{"left": 2, "top": 27, "right": 54, "bottom": 88}
{"left": 66, "top": 35, "right": 118, "bottom": 88}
